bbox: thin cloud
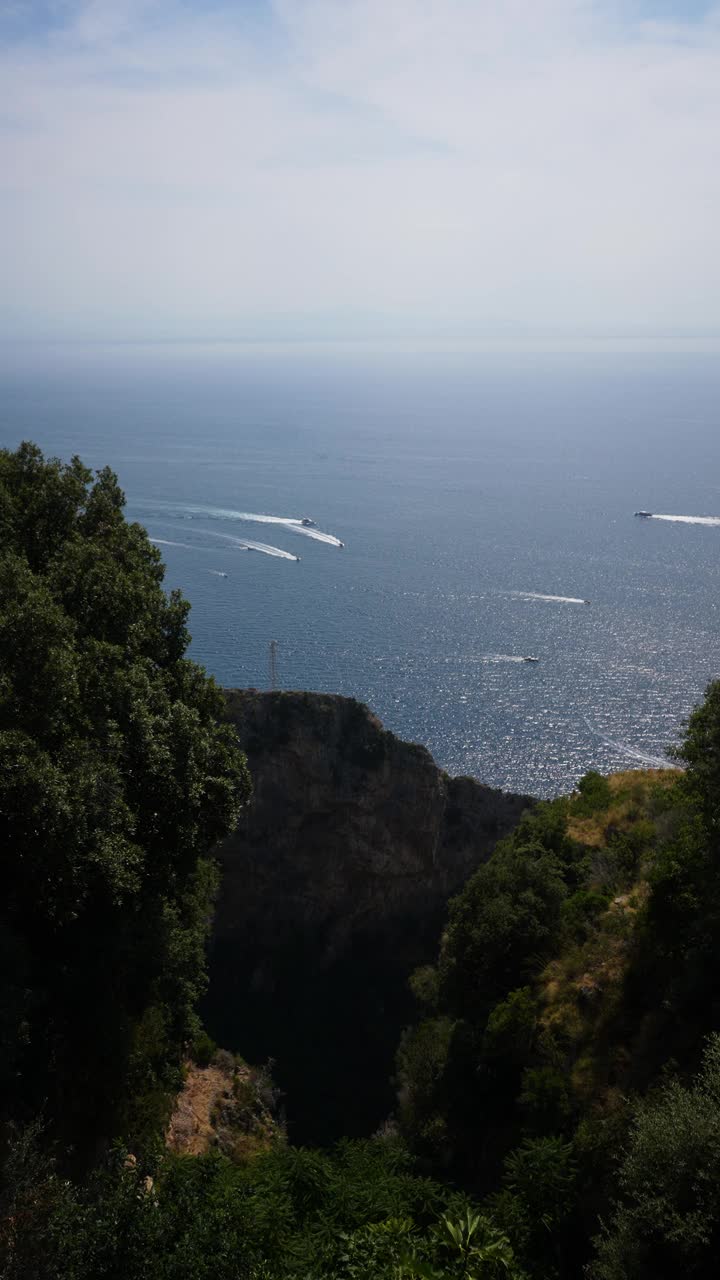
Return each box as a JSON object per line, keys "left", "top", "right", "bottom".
{"left": 1, "top": 0, "right": 719, "bottom": 342}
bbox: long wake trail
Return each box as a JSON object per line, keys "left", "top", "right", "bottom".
{"left": 209, "top": 531, "right": 300, "bottom": 560}
{"left": 583, "top": 717, "right": 677, "bottom": 770}
{"left": 480, "top": 654, "right": 531, "bottom": 664}
{"left": 150, "top": 532, "right": 299, "bottom": 561}
{"left": 239, "top": 538, "right": 300, "bottom": 561}
{"left": 513, "top": 591, "right": 588, "bottom": 604}
{"left": 650, "top": 513, "right": 720, "bottom": 527}
{"left": 139, "top": 501, "right": 344, "bottom": 547}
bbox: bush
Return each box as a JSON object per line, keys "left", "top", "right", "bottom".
{"left": 482, "top": 989, "right": 537, "bottom": 1067}
{"left": 190, "top": 1032, "right": 217, "bottom": 1069}
{"left": 561, "top": 890, "right": 611, "bottom": 942}
{"left": 590, "top": 1034, "right": 720, "bottom": 1279}
{"left": 518, "top": 1066, "right": 572, "bottom": 1133}
{"left": 438, "top": 844, "right": 567, "bottom": 1021}
{"left": 575, "top": 772, "right": 612, "bottom": 817}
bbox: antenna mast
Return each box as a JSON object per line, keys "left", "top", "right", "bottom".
{"left": 269, "top": 639, "right": 278, "bottom": 691}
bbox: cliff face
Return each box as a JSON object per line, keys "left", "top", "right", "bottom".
{"left": 204, "top": 690, "right": 531, "bottom": 1142}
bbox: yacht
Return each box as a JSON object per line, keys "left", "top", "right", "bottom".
{"left": 634, "top": 510, "right": 653, "bottom": 518}
{"left": 523, "top": 655, "right": 540, "bottom": 663}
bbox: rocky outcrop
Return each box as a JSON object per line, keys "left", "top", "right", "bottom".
{"left": 204, "top": 690, "right": 531, "bottom": 1143}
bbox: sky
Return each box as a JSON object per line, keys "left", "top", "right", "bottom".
{"left": 1, "top": 0, "right": 719, "bottom": 346}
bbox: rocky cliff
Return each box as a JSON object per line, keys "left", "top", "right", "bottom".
{"left": 204, "top": 690, "right": 531, "bottom": 1142}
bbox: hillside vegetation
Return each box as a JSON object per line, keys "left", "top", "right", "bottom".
{"left": 4, "top": 442, "right": 720, "bottom": 1279}
{"left": 0, "top": 443, "right": 250, "bottom": 1164}
{"left": 396, "top": 733, "right": 720, "bottom": 1278}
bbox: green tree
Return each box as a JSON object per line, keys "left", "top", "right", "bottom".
{"left": 489, "top": 1137, "right": 577, "bottom": 1278}
{"left": 0, "top": 443, "right": 250, "bottom": 1161}
{"left": 591, "top": 1034, "right": 720, "bottom": 1279}
{"left": 438, "top": 844, "right": 566, "bottom": 1022}
{"left": 641, "top": 680, "right": 720, "bottom": 1059}
{"left": 675, "top": 679, "right": 720, "bottom": 835}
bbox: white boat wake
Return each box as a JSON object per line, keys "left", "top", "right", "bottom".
{"left": 651, "top": 513, "right": 720, "bottom": 527}
{"left": 150, "top": 532, "right": 298, "bottom": 561}
{"left": 241, "top": 538, "right": 299, "bottom": 561}
{"left": 216, "top": 532, "right": 299, "bottom": 561}
{"left": 141, "top": 502, "right": 344, "bottom": 547}
{"left": 583, "top": 717, "right": 676, "bottom": 769}
{"left": 481, "top": 654, "right": 530, "bottom": 664}
{"left": 290, "top": 523, "right": 344, "bottom": 546}
{"left": 513, "top": 591, "right": 588, "bottom": 605}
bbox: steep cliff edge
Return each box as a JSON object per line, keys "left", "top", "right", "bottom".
{"left": 204, "top": 690, "right": 531, "bottom": 1142}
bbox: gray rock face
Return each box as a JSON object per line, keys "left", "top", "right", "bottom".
{"left": 215, "top": 689, "right": 530, "bottom": 948}
{"left": 205, "top": 689, "right": 532, "bottom": 1142}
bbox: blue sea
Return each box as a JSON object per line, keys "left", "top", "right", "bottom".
{"left": 3, "top": 342, "right": 720, "bottom": 798}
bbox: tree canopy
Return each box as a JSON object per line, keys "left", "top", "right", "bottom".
{"left": 0, "top": 442, "right": 250, "bottom": 1159}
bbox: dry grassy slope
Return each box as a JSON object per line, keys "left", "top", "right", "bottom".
{"left": 538, "top": 768, "right": 680, "bottom": 1108}
{"left": 166, "top": 1056, "right": 282, "bottom": 1162}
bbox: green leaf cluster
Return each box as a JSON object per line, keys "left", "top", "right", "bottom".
{"left": 1, "top": 1130, "right": 525, "bottom": 1280}
{"left": 0, "top": 443, "right": 250, "bottom": 1160}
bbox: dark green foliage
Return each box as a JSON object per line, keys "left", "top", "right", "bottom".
{"left": 395, "top": 1018, "right": 455, "bottom": 1157}
{"left": 3, "top": 1131, "right": 524, "bottom": 1280}
{"left": 633, "top": 682, "right": 720, "bottom": 1071}
{"left": 560, "top": 890, "right": 610, "bottom": 943}
{"left": 490, "top": 1137, "right": 577, "bottom": 1277}
{"left": 395, "top": 721, "right": 720, "bottom": 1273}
{"left": 395, "top": 804, "right": 581, "bottom": 1186}
{"left": 438, "top": 842, "right": 567, "bottom": 1022}
{"left": 518, "top": 1066, "right": 572, "bottom": 1133}
{"left": 190, "top": 1030, "right": 218, "bottom": 1068}
{"left": 674, "top": 680, "right": 720, "bottom": 832}
{"left": 591, "top": 1034, "right": 720, "bottom": 1279}
{"left": 0, "top": 443, "right": 250, "bottom": 1160}
{"left": 482, "top": 989, "right": 537, "bottom": 1067}
{"left": 409, "top": 965, "right": 441, "bottom": 1013}
{"left": 575, "top": 772, "right": 612, "bottom": 816}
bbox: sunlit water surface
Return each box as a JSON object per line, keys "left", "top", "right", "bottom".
{"left": 3, "top": 344, "right": 719, "bottom": 797}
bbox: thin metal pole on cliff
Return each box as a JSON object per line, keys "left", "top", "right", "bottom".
{"left": 269, "top": 639, "right": 278, "bottom": 691}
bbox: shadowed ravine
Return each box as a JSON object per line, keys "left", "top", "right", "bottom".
{"left": 203, "top": 690, "right": 531, "bottom": 1143}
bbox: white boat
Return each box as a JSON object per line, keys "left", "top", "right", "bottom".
{"left": 523, "top": 655, "right": 540, "bottom": 663}
{"left": 300, "top": 517, "right": 316, "bottom": 527}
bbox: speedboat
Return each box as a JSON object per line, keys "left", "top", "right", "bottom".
{"left": 634, "top": 511, "right": 653, "bottom": 518}
{"left": 523, "top": 655, "right": 540, "bottom": 663}
{"left": 300, "top": 517, "right": 316, "bottom": 527}
{"left": 583, "top": 599, "right": 591, "bottom": 604}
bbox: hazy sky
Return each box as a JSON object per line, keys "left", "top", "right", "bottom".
{"left": 1, "top": 0, "right": 719, "bottom": 344}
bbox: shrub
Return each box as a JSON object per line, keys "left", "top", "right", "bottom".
{"left": 561, "top": 890, "right": 611, "bottom": 942}
{"left": 575, "top": 772, "right": 612, "bottom": 817}
{"left": 190, "top": 1031, "right": 217, "bottom": 1069}
{"left": 590, "top": 1034, "right": 720, "bottom": 1279}
{"left": 482, "top": 989, "right": 537, "bottom": 1066}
